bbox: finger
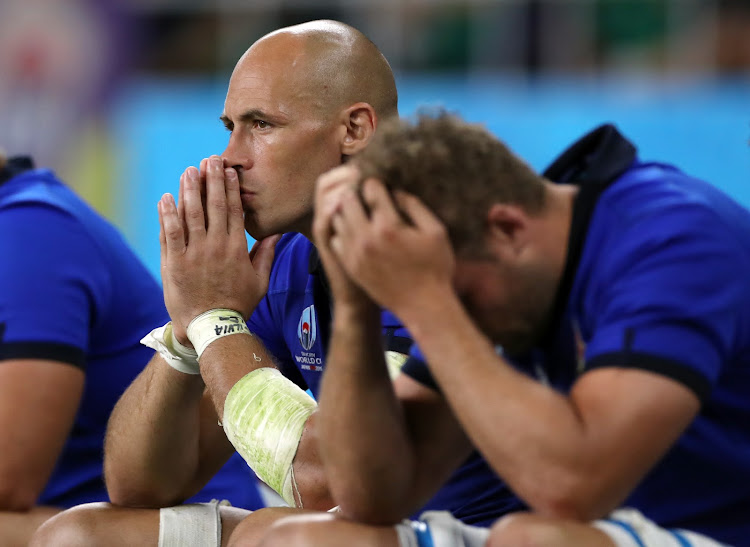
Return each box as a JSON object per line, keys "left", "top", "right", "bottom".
{"left": 361, "top": 178, "right": 402, "bottom": 226}
{"left": 335, "top": 188, "right": 370, "bottom": 236}
{"left": 225, "top": 167, "right": 245, "bottom": 235}
{"left": 159, "top": 199, "right": 167, "bottom": 271}
{"left": 394, "top": 190, "right": 443, "bottom": 231}
{"left": 205, "top": 155, "right": 228, "bottom": 234}
{"left": 315, "top": 164, "right": 361, "bottom": 218}
{"left": 159, "top": 193, "right": 186, "bottom": 255}
{"left": 313, "top": 170, "right": 359, "bottom": 250}
{"left": 199, "top": 157, "right": 209, "bottom": 180}
{"left": 251, "top": 235, "right": 282, "bottom": 289}
{"left": 182, "top": 166, "right": 207, "bottom": 239}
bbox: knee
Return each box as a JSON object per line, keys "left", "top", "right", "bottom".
{"left": 486, "top": 512, "right": 562, "bottom": 547}
{"left": 254, "top": 513, "right": 336, "bottom": 547}
{"left": 30, "top": 502, "right": 111, "bottom": 547}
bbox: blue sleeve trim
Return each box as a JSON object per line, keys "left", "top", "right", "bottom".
{"left": 401, "top": 356, "right": 441, "bottom": 393}
{"left": 0, "top": 341, "right": 86, "bottom": 369}
{"left": 586, "top": 351, "right": 711, "bottom": 404}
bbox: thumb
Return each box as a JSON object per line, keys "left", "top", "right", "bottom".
{"left": 250, "top": 234, "right": 282, "bottom": 281}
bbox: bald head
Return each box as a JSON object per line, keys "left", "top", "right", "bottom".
{"left": 237, "top": 20, "right": 398, "bottom": 120}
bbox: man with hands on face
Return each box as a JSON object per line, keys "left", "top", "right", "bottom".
{"left": 31, "top": 22, "right": 522, "bottom": 547}
{"left": 257, "top": 112, "right": 750, "bottom": 547}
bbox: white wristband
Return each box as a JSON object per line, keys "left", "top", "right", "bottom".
{"left": 141, "top": 322, "right": 200, "bottom": 375}
{"left": 187, "top": 309, "right": 252, "bottom": 359}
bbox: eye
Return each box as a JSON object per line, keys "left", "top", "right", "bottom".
{"left": 254, "top": 120, "right": 271, "bottom": 129}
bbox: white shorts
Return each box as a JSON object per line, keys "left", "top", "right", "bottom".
{"left": 593, "top": 508, "right": 730, "bottom": 547}
{"left": 394, "top": 511, "right": 489, "bottom": 547}
{"left": 394, "top": 508, "right": 729, "bottom": 547}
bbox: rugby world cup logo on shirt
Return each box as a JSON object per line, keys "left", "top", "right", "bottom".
{"left": 298, "top": 304, "right": 317, "bottom": 351}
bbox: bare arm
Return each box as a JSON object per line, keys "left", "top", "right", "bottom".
{"left": 104, "top": 353, "right": 236, "bottom": 507}
{"left": 312, "top": 167, "right": 472, "bottom": 522}
{"left": 155, "top": 157, "right": 338, "bottom": 509}
{"left": 0, "top": 360, "right": 83, "bottom": 543}
{"left": 327, "top": 178, "right": 700, "bottom": 520}
{"left": 404, "top": 292, "right": 699, "bottom": 519}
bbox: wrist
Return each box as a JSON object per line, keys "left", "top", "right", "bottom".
{"left": 186, "top": 308, "right": 253, "bottom": 359}
{"left": 398, "top": 285, "right": 461, "bottom": 337}
{"left": 332, "top": 298, "right": 380, "bottom": 327}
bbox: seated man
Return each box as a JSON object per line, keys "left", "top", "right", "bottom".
{"left": 31, "top": 22, "right": 522, "bottom": 547}
{"left": 0, "top": 152, "right": 262, "bottom": 546}
{"left": 255, "top": 113, "right": 749, "bottom": 546}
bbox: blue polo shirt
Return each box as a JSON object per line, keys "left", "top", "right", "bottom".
{"left": 0, "top": 160, "right": 263, "bottom": 510}
{"left": 249, "top": 232, "right": 524, "bottom": 525}
{"left": 405, "top": 125, "right": 750, "bottom": 544}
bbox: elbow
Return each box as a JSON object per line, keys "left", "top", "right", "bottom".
{"left": 334, "top": 489, "right": 409, "bottom": 526}
{"left": 0, "top": 483, "right": 38, "bottom": 512}
{"left": 522, "top": 469, "right": 612, "bottom": 522}
{"left": 107, "top": 484, "right": 184, "bottom": 509}
{"left": 105, "top": 462, "right": 183, "bottom": 509}
{"left": 106, "top": 477, "right": 185, "bottom": 509}
{"left": 337, "top": 504, "right": 404, "bottom": 526}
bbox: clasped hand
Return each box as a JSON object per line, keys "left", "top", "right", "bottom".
{"left": 158, "top": 155, "right": 279, "bottom": 345}
{"left": 312, "top": 164, "right": 455, "bottom": 319}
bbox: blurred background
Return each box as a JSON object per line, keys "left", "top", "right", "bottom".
{"left": 1, "top": 0, "right": 748, "bottom": 279}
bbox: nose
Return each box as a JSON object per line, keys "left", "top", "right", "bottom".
{"left": 221, "top": 134, "right": 251, "bottom": 172}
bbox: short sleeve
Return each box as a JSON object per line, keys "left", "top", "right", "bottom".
{"left": 0, "top": 203, "right": 111, "bottom": 367}
{"left": 583, "top": 207, "right": 746, "bottom": 403}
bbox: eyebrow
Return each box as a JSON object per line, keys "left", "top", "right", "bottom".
{"left": 220, "top": 109, "right": 275, "bottom": 128}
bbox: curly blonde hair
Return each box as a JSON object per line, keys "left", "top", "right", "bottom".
{"left": 356, "top": 110, "right": 546, "bottom": 252}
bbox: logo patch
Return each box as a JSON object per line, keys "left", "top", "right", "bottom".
{"left": 297, "top": 304, "right": 317, "bottom": 351}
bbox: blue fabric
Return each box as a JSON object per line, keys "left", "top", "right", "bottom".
{"left": 403, "top": 126, "right": 750, "bottom": 543}
{"left": 411, "top": 520, "right": 435, "bottom": 547}
{"left": 249, "top": 233, "right": 524, "bottom": 526}
{"left": 568, "top": 159, "right": 750, "bottom": 544}
{"left": 0, "top": 167, "right": 263, "bottom": 510}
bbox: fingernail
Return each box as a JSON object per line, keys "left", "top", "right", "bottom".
{"left": 225, "top": 167, "right": 236, "bottom": 178}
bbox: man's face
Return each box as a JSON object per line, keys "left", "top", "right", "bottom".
{"left": 453, "top": 253, "right": 553, "bottom": 356}
{"left": 220, "top": 45, "right": 345, "bottom": 239}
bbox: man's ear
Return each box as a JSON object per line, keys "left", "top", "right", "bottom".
{"left": 486, "top": 203, "right": 530, "bottom": 258}
{"left": 340, "top": 103, "right": 377, "bottom": 157}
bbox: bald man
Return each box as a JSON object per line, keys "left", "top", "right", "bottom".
{"left": 30, "top": 20, "right": 521, "bottom": 547}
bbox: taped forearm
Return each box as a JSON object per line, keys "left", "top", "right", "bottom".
{"left": 222, "top": 367, "right": 317, "bottom": 507}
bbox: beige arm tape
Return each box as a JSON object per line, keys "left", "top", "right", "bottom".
{"left": 222, "top": 367, "right": 317, "bottom": 507}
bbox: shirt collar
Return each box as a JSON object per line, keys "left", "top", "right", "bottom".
{"left": 539, "top": 124, "right": 637, "bottom": 348}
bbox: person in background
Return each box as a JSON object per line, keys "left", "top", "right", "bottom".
{"left": 0, "top": 150, "right": 263, "bottom": 547}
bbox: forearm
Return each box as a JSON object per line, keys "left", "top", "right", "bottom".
{"left": 289, "top": 412, "right": 336, "bottom": 510}
{"left": 403, "top": 293, "right": 601, "bottom": 518}
{"left": 317, "top": 303, "right": 415, "bottom": 523}
{"left": 198, "top": 332, "right": 280, "bottom": 418}
{"left": 105, "top": 354, "right": 209, "bottom": 507}
{"left": 0, "top": 506, "right": 60, "bottom": 547}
